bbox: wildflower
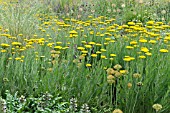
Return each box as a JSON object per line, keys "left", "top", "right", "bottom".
{"left": 69, "top": 30, "right": 78, "bottom": 34}
{"left": 114, "top": 71, "right": 122, "bottom": 78}
{"left": 152, "top": 104, "right": 162, "bottom": 112}
{"left": 88, "top": 42, "right": 95, "bottom": 45}
{"left": 100, "top": 49, "right": 107, "bottom": 52}
{"left": 146, "top": 21, "right": 155, "bottom": 25}
{"left": 47, "top": 68, "right": 53, "bottom": 72}
{"left": 96, "top": 43, "right": 102, "bottom": 46}
{"left": 73, "top": 59, "right": 79, "bottom": 64}
{"left": 141, "top": 47, "right": 149, "bottom": 53}
{"left": 82, "top": 51, "right": 88, "bottom": 54}
{"left": 0, "top": 98, "right": 7, "bottom": 113}
{"left": 120, "top": 70, "right": 128, "bottom": 74}
{"left": 133, "top": 73, "right": 141, "bottom": 78}
{"left": 1, "top": 50, "right": 7, "bottom": 53}
{"left": 145, "top": 52, "right": 152, "bottom": 56}
{"left": 84, "top": 45, "right": 92, "bottom": 48}
{"left": 114, "top": 64, "right": 122, "bottom": 70}
{"left": 80, "top": 103, "right": 91, "bottom": 113}
{"left": 110, "top": 58, "right": 114, "bottom": 60}
{"left": 112, "top": 109, "right": 123, "bottom": 113}
{"left": 130, "top": 41, "right": 137, "bottom": 45}
{"left": 86, "top": 64, "right": 92, "bottom": 67}
{"left": 19, "top": 95, "right": 26, "bottom": 103}
{"left": 123, "top": 57, "right": 131, "bottom": 62}
{"left": 121, "top": 4, "right": 125, "bottom": 8}
{"left": 126, "top": 46, "right": 134, "bottom": 49}
{"left": 149, "top": 40, "right": 156, "bottom": 44}
{"left": 106, "top": 68, "right": 115, "bottom": 75}
{"left": 15, "top": 57, "right": 21, "bottom": 60}
{"left": 79, "top": 55, "right": 85, "bottom": 60}
{"left": 101, "top": 55, "right": 106, "bottom": 59}
{"left": 128, "top": 22, "right": 135, "bottom": 26}
{"left": 1, "top": 43, "right": 10, "bottom": 48}
{"left": 127, "top": 83, "right": 132, "bottom": 89}
{"left": 139, "top": 39, "right": 147, "bottom": 43}
{"left": 77, "top": 63, "right": 83, "bottom": 68}
{"left": 137, "top": 82, "right": 143, "bottom": 86}
{"left": 70, "top": 98, "right": 78, "bottom": 112}
{"left": 161, "top": 10, "right": 166, "bottom": 14}
{"left": 91, "top": 54, "right": 97, "bottom": 57}
{"left": 77, "top": 47, "right": 85, "bottom": 50}
{"left": 107, "top": 75, "right": 115, "bottom": 84}
{"left": 159, "top": 49, "right": 168, "bottom": 53}
{"left": 112, "top": 4, "right": 116, "bottom": 7}
{"left": 138, "top": 0, "right": 143, "bottom": 4}
{"left": 139, "top": 55, "right": 146, "bottom": 59}
{"left": 110, "top": 54, "right": 116, "bottom": 57}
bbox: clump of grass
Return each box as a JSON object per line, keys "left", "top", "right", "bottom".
{"left": 0, "top": 1, "right": 40, "bottom": 40}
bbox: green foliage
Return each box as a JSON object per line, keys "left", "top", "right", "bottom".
{"left": 0, "top": 1, "right": 40, "bottom": 39}
{"left": 0, "top": 90, "right": 69, "bottom": 112}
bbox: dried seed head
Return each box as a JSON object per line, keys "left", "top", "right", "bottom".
{"left": 133, "top": 73, "right": 141, "bottom": 78}
{"left": 107, "top": 75, "right": 115, "bottom": 84}
{"left": 127, "top": 83, "right": 132, "bottom": 89}
{"left": 106, "top": 68, "right": 115, "bottom": 75}
{"left": 114, "top": 64, "right": 122, "bottom": 70}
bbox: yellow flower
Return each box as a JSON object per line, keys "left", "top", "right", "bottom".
{"left": 1, "top": 43, "right": 10, "bottom": 48}
{"left": 12, "top": 42, "right": 22, "bottom": 46}
{"left": 123, "top": 58, "right": 131, "bottom": 62}
{"left": 15, "top": 57, "right": 21, "bottom": 60}
{"left": 105, "top": 38, "right": 111, "bottom": 41}
{"left": 96, "top": 51, "right": 102, "bottom": 54}
{"left": 130, "top": 41, "right": 137, "bottom": 45}
{"left": 86, "top": 64, "right": 92, "bottom": 67}
{"left": 127, "top": 83, "right": 132, "bottom": 89}
{"left": 82, "top": 51, "right": 88, "bottom": 54}
{"left": 146, "top": 21, "right": 155, "bottom": 25}
{"left": 112, "top": 109, "right": 123, "bottom": 113}
{"left": 159, "top": 49, "right": 168, "bottom": 53}
{"left": 120, "top": 70, "right": 128, "bottom": 74}
{"left": 139, "top": 39, "right": 147, "bottom": 43}
{"left": 145, "top": 52, "right": 152, "bottom": 56}
{"left": 84, "top": 45, "right": 92, "bottom": 48}
{"left": 96, "top": 43, "right": 102, "bottom": 46}
{"left": 141, "top": 47, "right": 149, "bottom": 53}
{"left": 100, "top": 48, "right": 107, "bottom": 52}
{"left": 149, "top": 40, "right": 156, "bottom": 44}
{"left": 126, "top": 46, "right": 134, "bottom": 49}
{"left": 91, "top": 54, "right": 97, "bottom": 57}
{"left": 1, "top": 50, "right": 7, "bottom": 53}
{"left": 110, "top": 54, "right": 117, "bottom": 57}
{"left": 101, "top": 55, "right": 106, "bottom": 59}
{"left": 88, "top": 42, "right": 96, "bottom": 45}
{"left": 152, "top": 104, "right": 162, "bottom": 112}
{"left": 139, "top": 55, "right": 146, "bottom": 59}
{"left": 128, "top": 22, "right": 135, "bottom": 26}
{"left": 77, "top": 47, "right": 85, "bottom": 50}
